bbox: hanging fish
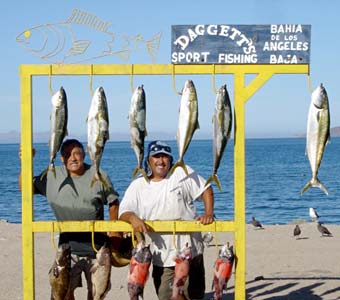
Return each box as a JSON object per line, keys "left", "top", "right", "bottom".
{"left": 127, "top": 239, "right": 152, "bottom": 300}
{"left": 87, "top": 87, "right": 110, "bottom": 189}
{"left": 49, "top": 243, "right": 71, "bottom": 300}
{"left": 205, "top": 84, "right": 232, "bottom": 191}
{"left": 90, "top": 245, "right": 112, "bottom": 300}
{"left": 212, "top": 242, "right": 234, "bottom": 300}
{"left": 128, "top": 85, "right": 148, "bottom": 182}
{"left": 171, "top": 243, "right": 192, "bottom": 300}
{"left": 42, "top": 86, "right": 68, "bottom": 179}
{"left": 301, "top": 84, "right": 330, "bottom": 196}
{"left": 170, "top": 80, "right": 199, "bottom": 175}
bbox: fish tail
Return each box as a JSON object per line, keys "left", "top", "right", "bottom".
{"left": 205, "top": 174, "right": 222, "bottom": 191}
{"left": 48, "top": 163, "right": 56, "bottom": 178}
{"left": 301, "top": 178, "right": 329, "bottom": 196}
{"left": 169, "top": 161, "right": 188, "bottom": 175}
{"left": 90, "top": 172, "right": 110, "bottom": 190}
{"left": 40, "top": 167, "right": 49, "bottom": 180}
{"left": 132, "top": 167, "right": 149, "bottom": 183}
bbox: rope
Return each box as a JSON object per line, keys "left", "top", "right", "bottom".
{"left": 50, "top": 221, "right": 58, "bottom": 251}
{"left": 130, "top": 64, "right": 135, "bottom": 93}
{"left": 90, "top": 221, "right": 99, "bottom": 253}
{"left": 211, "top": 64, "right": 218, "bottom": 95}
{"left": 48, "top": 65, "right": 54, "bottom": 96}
{"left": 213, "top": 221, "right": 219, "bottom": 254}
{"left": 172, "top": 221, "right": 178, "bottom": 250}
{"left": 171, "top": 64, "right": 182, "bottom": 95}
{"left": 307, "top": 74, "right": 313, "bottom": 93}
{"left": 89, "top": 64, "right": 94, "bottom": 96}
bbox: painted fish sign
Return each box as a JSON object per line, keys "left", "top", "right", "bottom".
{"left": 171, "top": 24, "right": 311, "bottom": 64}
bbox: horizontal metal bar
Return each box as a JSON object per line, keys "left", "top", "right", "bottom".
{"left": 32, "top": 220, "right": 235, "bottom": 233}
{"left": 20, "top": 64, "right": 309, "bottom": 76}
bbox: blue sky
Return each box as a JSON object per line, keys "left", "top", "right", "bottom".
{"left": 1, "top": 0, "right": 339, "bottom": 140}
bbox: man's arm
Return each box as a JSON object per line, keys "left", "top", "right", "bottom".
{"left": 119, "top": 211, "right": 150, "bottom": 233}
{"left": 196, "top": 186, "right": 214, "bottom": 225}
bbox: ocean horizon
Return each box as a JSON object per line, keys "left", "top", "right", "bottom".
{"left": 2, "top": 138, "right": 340, "bottom": 225}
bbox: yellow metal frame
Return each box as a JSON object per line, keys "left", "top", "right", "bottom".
{"left": 20, "top": 63, "right": 309, "bottom": 300}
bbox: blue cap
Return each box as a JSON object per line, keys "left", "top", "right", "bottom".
{"left": 147, "top": 140, "right": 172, "bottom": 157}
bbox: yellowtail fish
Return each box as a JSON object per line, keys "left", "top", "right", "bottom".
{"left": 16, "top": 8, "right": 161, "bottom": 63}
{"left": 90, "top": 245, "right": 112, "bottom": 300}
{"left": 205, "top": 84, "right": 232, "bottom": 191}
{"left": 301, "top": 84, "right": 330, "bottom": 196}
{"left": 87, "top": 87, "right": 110, "bottom": 189}
{"left": 49, "top": 243, "right": 71, "bottom": 300}
{"left": 42, "top": 87, "right": 68, "bottom": 179}
{"left": 129, "top": 85, "right": 149, "bottom": 182}
{"left": 170, "top": 80, "right": 199, "bottom": 175}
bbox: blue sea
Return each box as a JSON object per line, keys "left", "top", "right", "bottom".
{"left": 2, "top": 138, "right": 340, "bottom": 225}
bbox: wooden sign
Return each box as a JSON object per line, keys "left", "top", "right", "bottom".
{"left": 171, "top": 24, "right": 311, "bottom": 64}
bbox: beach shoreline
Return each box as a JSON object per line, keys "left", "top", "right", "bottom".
{"left": 2, "top": 222, "right": 340, "bottom": 299}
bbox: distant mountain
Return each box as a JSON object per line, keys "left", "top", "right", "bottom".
{"left": 295, "top": 126, "right": 340, "bottom": 138}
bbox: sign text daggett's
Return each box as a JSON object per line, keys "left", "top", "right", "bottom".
{"left": 171, "top": 24, "right": 311, "bottom": 64}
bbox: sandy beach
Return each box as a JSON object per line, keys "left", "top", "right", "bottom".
{"left": 1, "top": 221, "right": 340, "bottom": 300}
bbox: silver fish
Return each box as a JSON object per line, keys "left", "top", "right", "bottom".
{"left": 129, "top": 85, "right": 148, "bottom": 182}
{"left": 16, "top": 8, "right": 161, "bottom": 64}
{"left": 128, "top": 240, "right": 152, "bottom": 300}
{"left": 90, "top": 245, "right": 112, "bottom": 300}
{"left": 206, "top": 84, "right": 232, "bottom": 191}
{"left": 170, "top": 80, "right": 199, "bottom": 175}
{"left": 49, "top": 243, "right": 71, "bottom": 300}
{"left": 87, "top": 87, "right": 110, "bottom": 189}
{"left": 42, "top": 87, "right": 68, "bottom": 179}
{"left": 301, "top": 84, "right": 330, "bottom": 196}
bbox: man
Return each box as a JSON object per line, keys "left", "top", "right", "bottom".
{"left": 19, "top": 139, "right": 120, "bottom": 300}
{"left": 119, "top": 140, "right": 214, "bottom": 300}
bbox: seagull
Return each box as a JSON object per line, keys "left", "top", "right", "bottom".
{"left": 293, "top": 224, "right": 301, "bottom": 239}
{"left": 317, "top": 222, "right": 333, "bottom": 237}
{"left": 202, "top": 232, "right": 214, "bottom": 246}
{"left": 309, "top": 207, "right": 320, "bottom": 222}
{"left": 251, "top": 217, "right": 264, "bottom": 229}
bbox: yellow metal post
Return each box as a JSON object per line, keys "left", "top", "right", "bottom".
{"left": 20, "top": 66, "right": 35, "bottom": 300}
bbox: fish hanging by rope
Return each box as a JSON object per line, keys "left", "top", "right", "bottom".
{"left": 87, "top": 87, "right": 110, "bottom": 189}
{"left": 205, "top": 84, "right": 232, "bottom": 191}
{"left": 171, "top": 243, "right": 192, "bottom": 300}
{"left": 16, "top": 8, "right": 162, "bottom": 63}
{"left": 49, "top": 243, "right": 71, "bottom": 300}
{"left": 301, "top": 83, "right": 330, "bottom": 196}
{"left": 41, "top": 86, "right": 68, "bottom": 179}
{"left": 129, "top": 85, "right": 148, "bottom": 182}
{"left": 212, "top": 242, "right": 234, "bottom": 300}
{"left": 170, "top": 80, "right": 199, "bottom": 175}
{"left": 90, "top": 245, "right": 112, "bottom": 300}
{"left": 127, "top": 239, "right": 152, "bottom": 300}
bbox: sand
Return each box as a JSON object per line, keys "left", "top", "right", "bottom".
{"left": 1, "top": 221, "right": 340, "bottom": 300}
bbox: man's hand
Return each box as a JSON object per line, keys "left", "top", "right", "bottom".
{"left": 196, "top": 214, "right": 214, "bottom": 225}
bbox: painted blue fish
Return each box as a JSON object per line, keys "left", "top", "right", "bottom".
{"left": 16, "top": 8, "right": 161, "bottom": 63}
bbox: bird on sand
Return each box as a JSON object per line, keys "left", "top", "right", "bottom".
{"left": 309, "top": 207, "right": 320, "bottom": 222}
{"left": 251, "top": 216, "right": 264, "bottom": 229}
{"left": 293, "top": 224, "right": 301, "bottom": 239}
{"left": 317, "top": 222, "right": 333, "bottom": 237}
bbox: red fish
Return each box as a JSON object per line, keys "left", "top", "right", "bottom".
{"left": 213, "top": 242, "right": 234, "bottom": 300}
{"left": 171, "top": 243, "right": 192, "bottom": 300}
{"left": 127, "top": 240, "right": 152, "bottom": 300}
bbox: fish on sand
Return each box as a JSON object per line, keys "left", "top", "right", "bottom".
{"left": 301, "top": 84, "right": 330, "bottom": 196}
{"left": 170, "top": 80, "right": 199, "bottom": 175}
